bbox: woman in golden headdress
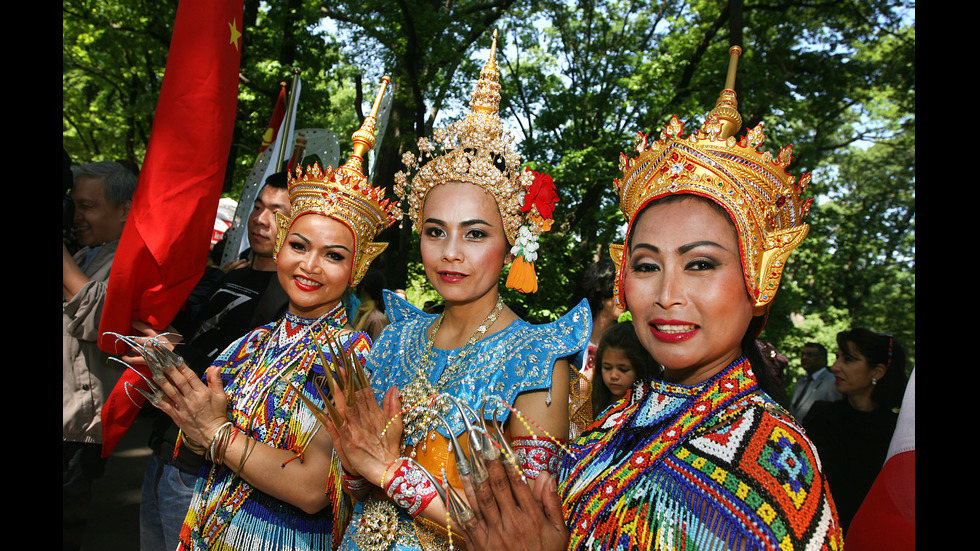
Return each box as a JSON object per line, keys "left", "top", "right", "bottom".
{"left": 129, "top": 79, "right": 400, "bottom": 550}
{"left": 450, "top": 47, "right": 845, "bottom": 551}
{"left": 322, "top": 31, "right": 591, "bottom": 551}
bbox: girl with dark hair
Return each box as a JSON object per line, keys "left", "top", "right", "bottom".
{"left": 590, "top": 322, "right": 660, "bottom": 416}
{"left": 804, "top": 328, "right": 909, "bottom": 533}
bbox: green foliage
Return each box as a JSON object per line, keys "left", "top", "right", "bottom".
{"left": 64, "top": 0, "right": 914, "bottom": 372}
{"left": 63, "top": 0, "right": 178, "bottom": 164}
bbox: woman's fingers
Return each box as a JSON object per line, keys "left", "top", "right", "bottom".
{"left": 533, "top": 472, "right": 568, "bottom": 538}
{"left": 206, "top": 365, "right": 227, "bottom": 401}
{"left": 459, "top": 456, "right": 569, "bottom": 551}
{"left": 381, "top": 387, "right": 403, "bottom": 450}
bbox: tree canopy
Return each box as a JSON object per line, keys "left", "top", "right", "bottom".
{"left": 63, "top": 0, "right": 915, "bottom": 371}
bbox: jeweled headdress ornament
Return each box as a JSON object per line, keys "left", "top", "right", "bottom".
{"left": 275, "top": 77, "right": 401, "bottom": 286}
{"left": 611, "top": 46, "right": 812, "bottom": 308}
{"left": 394, "top": 30, "right": 558, "bottom": 293}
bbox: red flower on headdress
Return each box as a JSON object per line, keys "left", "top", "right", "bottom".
{"left": 522, "top": 169, "right": 559, "bottom": 220}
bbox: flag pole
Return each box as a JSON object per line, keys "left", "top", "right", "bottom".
{"left": 276, "top": 67, "right": 302, "bottom": 172}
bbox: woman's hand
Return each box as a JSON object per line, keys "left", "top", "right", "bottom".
{"left": 153, "top": 362, "right": 229, "bottom": 452}
{"left": 322, "top": 376, "right": 402, "bottom": 483}
{"left": 120, "top": 320, "right": 183, "bottom": 366}
{"left": 458, "top": 454, "right": 569, "bottom": 551}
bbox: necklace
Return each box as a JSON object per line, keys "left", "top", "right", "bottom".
{"left": 400, "top": 297, "right": 505, "bottom": 453}
{"left": 421, "top": 296, "right": 504, "bottom": 387}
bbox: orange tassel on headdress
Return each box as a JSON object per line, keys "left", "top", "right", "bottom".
{"left": 506, "top": 256, "right": 538, "bottom": 293}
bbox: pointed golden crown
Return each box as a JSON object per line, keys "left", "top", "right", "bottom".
{"left": 612, "top": 46, "right": 812, "bottom": 307}
{"left": 275, "top": 76, "right": 400, "bottom": 286}
{"left": 394, "top": 30, "right": 534, "bottom": 245}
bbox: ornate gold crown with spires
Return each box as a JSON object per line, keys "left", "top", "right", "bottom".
{"left": 274, "top": 76, "right": 401, "bottom": 286}
{"left": 393, "top": 29, "right": 535, "bottom": 246}
{"left": 611, "top": 46, "right": 812, "bottom": 308}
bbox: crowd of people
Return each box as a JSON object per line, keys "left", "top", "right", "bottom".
{"left": 64, "top": 34, "right": 912, "bottom": 551}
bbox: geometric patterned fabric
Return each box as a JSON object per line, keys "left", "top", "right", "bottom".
{"left": 177, "top": 304, "right": 371, "bottom": 550}
{"left": 560, "top": 357, "right": 844, "bottom": 550}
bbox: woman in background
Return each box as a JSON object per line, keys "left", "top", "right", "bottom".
{"left": 804, "top": 328, "right": 908, "bottom": 533}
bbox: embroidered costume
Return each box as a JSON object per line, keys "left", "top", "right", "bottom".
{"left": 339, "top": 291, "right": 590, "bottom": 551}
{"left": 556, "top": 46, "right": 843, "bottom": 551}
{"left": 177, "top": 305, "right": 369, "bottom": 550}
{"left": 561, "top": 358, "right": 842, "bottom": 550}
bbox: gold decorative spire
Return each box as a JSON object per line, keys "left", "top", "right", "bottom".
{"left": 612, "top": 45, "right": 811, "bottom": 308}
{"left": 274, "top": 77, "right": 400, "bottom": 286}
{"left": 706, "top": 45, "right": 743, "bottom": 140}
{"left": 394, "top": 29, "right": 533, "bottom": 245}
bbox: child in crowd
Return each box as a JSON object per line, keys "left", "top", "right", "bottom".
{"left": 591, "top": 322, "right": 661, "bottom": 416}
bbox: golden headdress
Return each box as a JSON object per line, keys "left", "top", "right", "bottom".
{"left": 611, "top": 46, "right": 812, "bottom": 308}
{"left": 274, "top": 77, "right": 401, "bottom": 286}
{"left": 394, "top": 30, "right": 559, "bottom": 293}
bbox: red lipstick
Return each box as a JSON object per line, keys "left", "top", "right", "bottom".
{"left": 438, "top": 271, "right": 466, "bottom": 283}
{"left": 649, "top": 319, "right": 699, "bottom": 343}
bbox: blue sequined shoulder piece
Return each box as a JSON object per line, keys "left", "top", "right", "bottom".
{"left": 368, "top": 292, "right": 592, "bottom": 437}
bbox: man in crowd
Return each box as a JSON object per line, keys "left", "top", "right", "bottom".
{"left": 790, "top": 342, "right": 842, "bottom": 421}
{"left": 63, "top": 161, "right": 138, "bottom": 550}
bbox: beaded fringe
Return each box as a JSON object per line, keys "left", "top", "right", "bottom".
{"left": 645, "top": 469, "right": 750, "bottom": 551}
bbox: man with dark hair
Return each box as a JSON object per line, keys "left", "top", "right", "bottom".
{"left": 139, "top": 172, "right": 292, "bottom": 551}
{"left": 63, "top": 160, "right": 138, "bottom": 550}
{"left": 790, "top": 342, "right": 842, "bottom": 421}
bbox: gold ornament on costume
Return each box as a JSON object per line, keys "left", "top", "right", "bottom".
{"left": 274, "top": 76, "right": 401, "bottom": 286}
{"left": 612, "top": 46, "right": 812, "bottom": 308}
{"left": 394, "top": 30, "right": 557, "bottom": 293}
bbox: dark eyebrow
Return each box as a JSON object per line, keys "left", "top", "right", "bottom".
{"left": 679, "top": 240, "right": 729, "bottom": 254}
{"left": 422, "top": 218, "right": 494, "bottom": 228}
{"left": 630, "top": 241, "right": 729, "bottom": 254}
{"left": 631, "top": 243, "right": 659, "bottom": 254}
{"left": 289, "top": 232, "right": 352, "bottom": 252}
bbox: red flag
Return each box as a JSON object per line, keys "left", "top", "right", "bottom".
{"left": 258, "top": 83, "right": 286, "bottom": 156}
{"left": 98, "top": 0, "right": 245, "bottom": 457}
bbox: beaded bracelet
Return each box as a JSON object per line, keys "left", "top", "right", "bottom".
{"left": 383, "top": 458, "right": 438, "bottom": 517}
{"left": 381, "top": 457, "right": 401, "bottom": 490}
{"left": 341, "top": 469, "right": 370, "bottom": 493}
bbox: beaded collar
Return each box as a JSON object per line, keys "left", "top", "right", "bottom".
{"left": 561, "top": 357, "right": 760, "bottom": 535}
{"left": 228, "top": 303, "right": 348, "bottom": 432}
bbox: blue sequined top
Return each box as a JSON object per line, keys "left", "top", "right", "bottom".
{"left": 366, "top": 290, "right": 591, "bottom": 440}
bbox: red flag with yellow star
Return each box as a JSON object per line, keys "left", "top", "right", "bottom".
{"left": 258, "top": 83, "right": 286, "bottom": 156}
{"left": 98, "top": 0, "right": 245, "bottom": 457}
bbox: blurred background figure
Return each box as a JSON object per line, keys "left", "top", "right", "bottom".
{"left": 756, "top": 340, "right": 788, "bottom": 389}
{"left": 803, "top": 328, "right": 909, "bottom": 534}
{"left": 570, "top": 258, "right": 623, "bottom": 379}
{"left": 64, "top": 160, "right": 138, "bottom": 551}
{"left": 590, "top": 322, "right": 661, "bottom": 417}
{"left": 790, "top": 341, "right": 841, "bottom": 421}
{"left": 352, "top": 269, "right": 389, "bottom": 342}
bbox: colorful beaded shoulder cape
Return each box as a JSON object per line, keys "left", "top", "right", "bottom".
{"left": 560, "top": 357, "right": 843, "bottom": 550}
